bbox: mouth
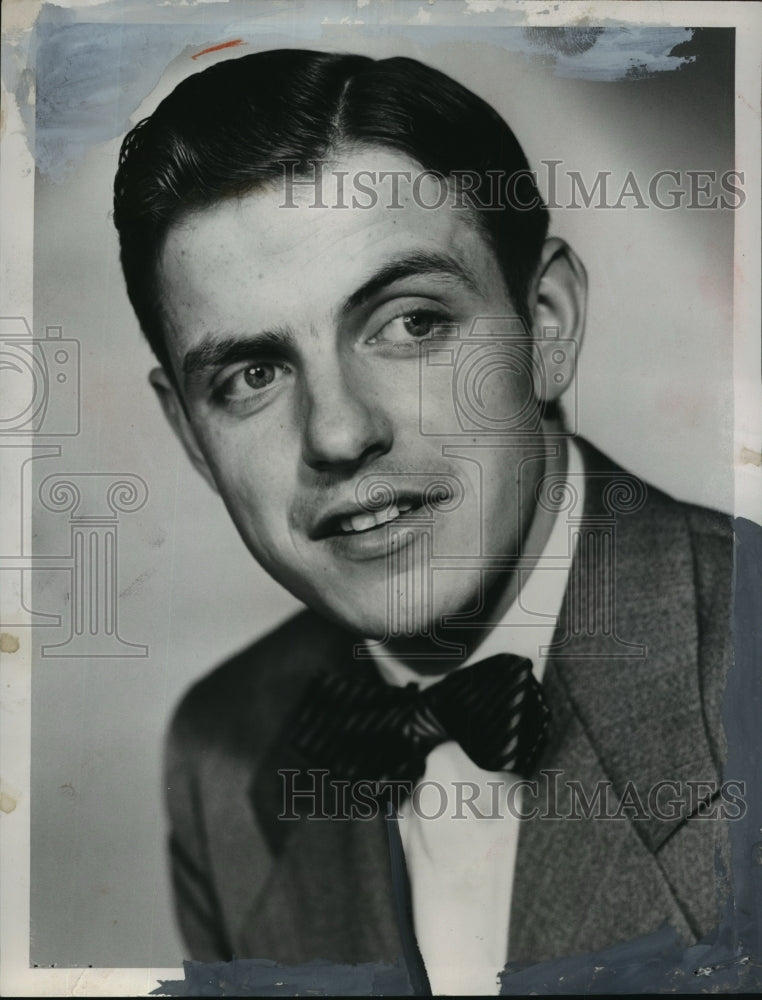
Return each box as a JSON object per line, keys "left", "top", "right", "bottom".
{"left": 312, "top": 493, "right": 427, "bottom": 541}
{"left": 308, "top": 483, "right": 457, "bottom": 561}
{"left": 335, "top": 497, "right": 418, "bottom": 535}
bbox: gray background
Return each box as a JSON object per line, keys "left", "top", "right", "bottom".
{"left": 22, "top": 6, "right": 735, "bottom": 968}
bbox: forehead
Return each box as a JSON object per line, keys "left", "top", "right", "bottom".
{"left": 157, "top": 147, "right": 503, "bottom": 352}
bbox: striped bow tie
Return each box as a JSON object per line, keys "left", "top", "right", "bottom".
{"left": 292, "top": 653, "right": 551, "bottom": 789}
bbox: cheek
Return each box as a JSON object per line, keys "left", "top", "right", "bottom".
{"left": 459, "top": 359, "right": 534, "bottom": 432}
{"left": 415, "top": 350, "right": 535, "bottom": 435}
{"left": 199, "top": 434, "right": 294, "bottom": 531}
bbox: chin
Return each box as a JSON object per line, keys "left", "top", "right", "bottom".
{"left": 293, "top": 562, "right": 484, "bottom": 646}
{"left": 311, "top": 591, "right": 425, "bottom": 642}
{"left": 316, "top": 602, "right": 390, "bottom": 641}
{"left": 330, "top": 594, "right": 465, "bottom": 646}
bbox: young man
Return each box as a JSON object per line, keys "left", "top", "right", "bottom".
{"left": 113, "top": 49, "right": 732, "bottom": 994}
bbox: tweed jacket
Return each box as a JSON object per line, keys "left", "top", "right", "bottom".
{"left": 164, "top": 441, "right": 733, "bottom": 971}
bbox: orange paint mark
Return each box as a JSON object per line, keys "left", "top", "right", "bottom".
{"left": 192, "top": 39, "right": 245, "bottom": 61}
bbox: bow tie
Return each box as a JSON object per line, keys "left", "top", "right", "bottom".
{"left": 292, "top": 653, "right": 551, "bottom": 790}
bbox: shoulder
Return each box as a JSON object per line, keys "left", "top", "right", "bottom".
{"left": 576, "top": 436, "right": 732, "bottom": 550}
{"left": 167, "top": 607, "right": 355, "bottom": 764}
{"left": 576, "top": 436, "right": 734, "bottom": 642}
{"left": 577, "top": 436, "right": 734, "bottom": 729}
{"left": 637, "top": 476, "right": 732, "bottom": 594}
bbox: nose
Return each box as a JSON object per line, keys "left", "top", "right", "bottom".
{"left": 300, "top": 364, "right": 393, "bottom": 472}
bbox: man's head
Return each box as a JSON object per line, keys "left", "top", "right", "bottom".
{"left": 113, "top": 49, "right": 586, "bottom": 649}
{"left": 114, "top": 49, "right": 553, "bottom": 374}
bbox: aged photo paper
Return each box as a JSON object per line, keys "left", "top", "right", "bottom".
{"left": 1, "top": 0, "right": 761, "bottom": 996}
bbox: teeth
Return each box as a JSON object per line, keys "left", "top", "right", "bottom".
{"left": 374, "top": 504, "right": 399, "bottom": 526}
{"left": 339, "top": 504, "right": 402, "bottom": 534}
{"left": 347, "top": 512, "right": 377, "bottom": 533}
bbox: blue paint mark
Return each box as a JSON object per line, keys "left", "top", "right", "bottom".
{"left": 499, "top": 926, "right": 759, "bottom": 994}
{"left": 524, "top": 26, "right": 695, "bottom": 81}
{"left": 152, "top": 957, "right": 415, "bottom": 996}
{"left": 0, "top": 4, "right": 700, "bottom": 181}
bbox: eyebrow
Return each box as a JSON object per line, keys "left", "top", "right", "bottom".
{"left": 182, "top": 328, "right": 294, "bottom": 378}
{"left": 340, "top": 249, "right": 483, "bottom": 313}
{"left": 180, "top": 249, "right": 483, "bottom": 379}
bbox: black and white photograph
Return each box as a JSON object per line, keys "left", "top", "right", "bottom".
{"left": 1, "top": 1, "right": 760, "bottom": 996}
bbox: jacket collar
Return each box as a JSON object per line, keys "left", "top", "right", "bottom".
{"left": 509, "top": 440, "right": 721, "bottom": 962}
{"left": 546, "top": 439, "right": 720, "bottom": 850}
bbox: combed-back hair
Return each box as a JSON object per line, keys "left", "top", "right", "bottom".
{"left": 113, "top": 49, "right": 549, "bottom": 374}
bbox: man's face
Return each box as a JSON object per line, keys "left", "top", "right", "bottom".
{"left": 155, "top": 148, "right": 565, "bottom": 642}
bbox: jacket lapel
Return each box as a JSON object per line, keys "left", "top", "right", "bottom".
{"left": 238, "top": 798, "right": 404, "bottom": 965}
{"left": 245, "top": 643, "right": 404, "bottom": 965}
{"left": 509, "top": 444, "right": 720, "bottom": 962}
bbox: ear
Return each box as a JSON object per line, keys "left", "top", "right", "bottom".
{"left": 149, "top": 367, "right": 219, "bottom": 494}
{"left": 529, "top": 237, "right": 587, "bottom": 404}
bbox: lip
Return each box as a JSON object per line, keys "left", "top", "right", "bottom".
{"left": 310, "top": 486, "right": 446, "bottom": 562}
{"left": 310, "top": 489, "right": 429, "bottom": 541}
{"left": 319, "top": 513, "right": 427, "bottom": 562}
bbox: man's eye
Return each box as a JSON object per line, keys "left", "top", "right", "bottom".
{"left": 243, "top": 363, "right": 277, "bottom": 390}
{"left": 213, "top": 361, "right": 289, "bottom": 407}
{"left": 372, "top": 310, "right": 450, "bottom": 344}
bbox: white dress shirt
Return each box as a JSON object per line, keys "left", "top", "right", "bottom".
{"left": 369, "top": 439, "right": 584, "bottom": 995}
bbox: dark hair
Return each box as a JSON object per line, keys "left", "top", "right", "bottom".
{"left": 113, "top": 49, "right": 549, "bottom": 374}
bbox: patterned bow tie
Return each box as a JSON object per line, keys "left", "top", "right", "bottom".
{"left": 292, "top": 653, "right": 550, "bottom": 790}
